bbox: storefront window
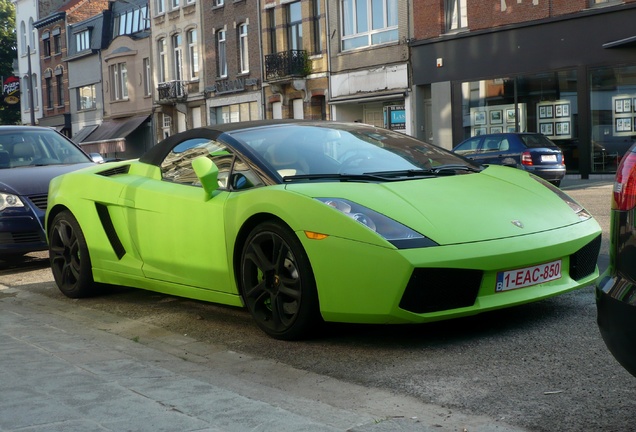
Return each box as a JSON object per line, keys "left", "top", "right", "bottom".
{"left": 461, "top": 70, "right": 579, "bottom": 171}
{"left": 590, "top": 65, "right": 636, "bottom": 173}
{"left": 210, "top": 101, "right": 259, "bottom": 124}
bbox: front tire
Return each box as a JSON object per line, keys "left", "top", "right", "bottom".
{"left": 239, "top": 221, "right": 321, "bottom": 340}
{"left": 48, "top": 210, "right": 95, "bottom": 298}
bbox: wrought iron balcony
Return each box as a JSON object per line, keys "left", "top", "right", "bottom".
{"left": 157, "top": 80, "right": 187, "bottom": 103}
{"left": 264, "top": 50, "right": 310, "bottom": 82}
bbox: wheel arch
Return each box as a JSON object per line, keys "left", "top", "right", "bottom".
{"left": 46, "top": 204, "right": 71, "bottom": 239}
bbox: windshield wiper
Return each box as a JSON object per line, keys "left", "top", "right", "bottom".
{"left": 283, "top": 173, "right": 399, "bottom": 182}
{"left": 430, "top": 164, "right": 482, "bottom": 174}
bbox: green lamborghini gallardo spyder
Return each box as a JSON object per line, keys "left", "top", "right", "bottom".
{"left": 46, "top": 120, "right": 601, "bottom": 340}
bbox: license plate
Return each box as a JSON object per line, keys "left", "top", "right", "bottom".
{"left": 496, "top": 260, "right": 562, "bottom": 292}
{"left": 541, "top": 154, "right": 557, "bottom": 162}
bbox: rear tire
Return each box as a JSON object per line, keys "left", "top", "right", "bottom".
{"left": 48, "top": 210, "right": 95, "bottom": 298}
{"left": 239, "top": 221, "right": 321, "bottom": 340}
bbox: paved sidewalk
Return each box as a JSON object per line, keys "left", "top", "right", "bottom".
{"left": 0, "top": 284, "right": 526, "bottom": 432}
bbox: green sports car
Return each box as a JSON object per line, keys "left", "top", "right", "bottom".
{"left": 45, "top": 121, "right": 601, "bottom": 340}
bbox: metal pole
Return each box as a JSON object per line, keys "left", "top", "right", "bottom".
{"left": 27, "top": 45, "right": 35, "bottom": 125}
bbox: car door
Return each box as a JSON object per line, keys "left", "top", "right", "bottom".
{"left": 453, "top": 136, "right": 482, "bottom": 160}
{"left": 121, "top": 137, "right": 237, "bottom": 292}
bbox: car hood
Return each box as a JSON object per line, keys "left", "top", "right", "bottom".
{"left": 287, "top": 166, "right": 588, "bottom": 245}
{"left": 0, "top": 163, "right": 94, "bottom": 196}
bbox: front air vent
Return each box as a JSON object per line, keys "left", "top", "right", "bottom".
{"left": 570, "top": 235, "right": 601, "bottom": 281}
{"left": 27, "top": 194, "right": 48, "bottom": 211}
{"left": 98, "top": 165, "right": 131, "bottom": 177}
{"left": 399, "top": 268, "right": 483, "bottom": 313}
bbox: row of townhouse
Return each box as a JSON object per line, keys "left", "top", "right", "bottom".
{"left": 13, "top": 0, "right": 636, "bottom": 177}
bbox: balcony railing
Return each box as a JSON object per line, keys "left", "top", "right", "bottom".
{"left": 157, "top": 80, "right": 187, "bottom": 102}
{"left": 264, "top": 50, "right": 309, "bottom": 82}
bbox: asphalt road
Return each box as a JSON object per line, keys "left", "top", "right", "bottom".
{"left": 2, "top": 177, "right": 634, "bottom": 432}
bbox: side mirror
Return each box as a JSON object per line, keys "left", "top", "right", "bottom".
{"left": 192, "top": 156, "right": 219, "bottom": 200}
{"left": 89, "top": 153, "right": 105, "bottom": 163}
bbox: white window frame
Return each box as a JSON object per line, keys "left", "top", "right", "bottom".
{"left": 187, "top": 29, "right": 199, "bottom": 80}
{"left": 110, "top": 62, "right": 129, "bottom": 101}
{"left": 29, "top": 18, "right": 36, "bottom": 52}
{"left": 143, "top": 57, "right": 151, "bottom": 96}
{"left": 217, "top": 30, "right": 227, "bottom": 78}
{"left": 171, "top": 0, "right": 179, "bottom": 10}
{"left": 173, "top": 34, "right": 183, "bottom": 82}
{"left": 20, "top": 21, "right": 27, "bottom": 54}
{"left": 239, "top": 23, "right": 249, "bottom": 73}
{"left": 156, "top": 0, "right": 165, "bottom": 14}
{"left": 158, "top": 38, "right": 167, "bottom": 82}
{"left": 77, "top": 84, "right": 96, "bottom": 110}
{"left": 340, "top": 0, "right": 398, "bottom": 51}
{"left": 213, "top": 0, "right": 224, "bottom": 6}
{"left": 445, "top": 0, "right": 467, "bottom": 32}
{"left": 76, "top": 30, "right": 90, "bottom": 52}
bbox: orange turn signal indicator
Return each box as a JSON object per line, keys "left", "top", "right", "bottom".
{"left": 304, "top": 231, "right": 328, "bottom": 240}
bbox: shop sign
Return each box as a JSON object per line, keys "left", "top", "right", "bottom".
{"left": 385, "top": 105, "right": 406, "bottom": 131}
{"left": 3, "top": 76, "right": 20, "bottom": 105}
{"left": 211, "top": 78, "right": 259, "bottom": 95}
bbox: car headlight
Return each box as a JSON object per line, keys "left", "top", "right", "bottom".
{"left": 0, "top": 193, "right": 25, "bottom": 211}
{"left": 316, "top": 198, "right": 437, "bottom": 249}
{"left": 533, "top": 177, "right": 591, "bottom": 221}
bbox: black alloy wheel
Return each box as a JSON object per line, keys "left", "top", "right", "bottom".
{"left": 48, "top": 210, "right": 95, "bottom": 298}
{"left": 240, "top": 221, "right": 321, "bottom": 340}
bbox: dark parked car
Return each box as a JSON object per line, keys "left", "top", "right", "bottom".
{"left": 0, "top": 126, "right": 95, "bottom": 260}
{"left": 596, "top": 143, "right": 636, "bottom": 377}
{"left": 453, "top": 132, "right": 566, "bottom": 186}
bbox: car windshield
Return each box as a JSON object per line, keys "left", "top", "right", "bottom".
{"left": 520, "top": 134, "right": 558, "bottom": 148}
{"left": 228, "top": 123, "right": 480, "bottom": 180}
{"left": 0, "top": 128, "right": 91, "bottom": 169}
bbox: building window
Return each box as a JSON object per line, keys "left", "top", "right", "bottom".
{"left": 78, "top": 84, "right": 96, "bottom": 110}
{"left": 287, "top": 1, "right": 302, "bottom": 51}
{"left": 43, "top": 36, "right": 51, "bottom": 57}
{"left": 173, "top": 34, "right": 183, "bottom": 82}
{"left": 110, "top": 62, "right": 129, "bottom": 101}
{"left": 187, "top": 29, "right": 199, "bottom": 79}
{"left": 210, "top": 101, "right": 259, "bottom": 125}
{"left": 29, "top": 18, "right": 36, "bottom": 52}
{"left": 32, "top": 74, "right": 39, "bottom": 109}
{"left": 162, "top": 113, "right": 171, "bottom": 139}
{"left": 213, "top": 0, "right": 224, "bottom": 6}
{"left": 239, "top": 24, "right": 249, "bottom": 73}
{"left": 292, "top": 98, "right": 304, "bottom": 119}
{"left": 114, "top": 6, "right": 150, "bottom": 37}
{"left": 20, "top": 21, "right": 27, "bottom": 54}
{"left": 158, "top": 38, "right": 167, "bottom": 82}
{"left": 56, "top": 74, "right": 64, "bottom": 106}
{"left": 341, "top": 0, "right": 398, "bottom": 51}
{"left": 22, "top": 76, "right": 30, "bottom": 111}
{"left": 445, "top": 0, "right": 467, "bottom": 32}
{"left": 143, "top": 57, "right": 151, "bottom": 96}
{"left": 267, "top": 8, "right": 276, "bottom": 54}
{"left": 53, "top": 33, "right": 61, "bottom": 54}
{"left": 76, "top": 30, "right": 90, "bottom": 51}
{"left": 45, "top": 77, "right": 53, "bottom": 108}
{"left": 156, "top": 0, "right": 165, "bottom": 14}
{"left": 172, "top": 0, "right": 179, "bottom": 10}
{"left": 312, "top": 0, "right": 323, "bottom": 54}
{"left": 217, "top": 30, "right": 227, "bottom": 78}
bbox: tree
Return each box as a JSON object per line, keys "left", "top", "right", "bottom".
{"left": 0, "top": 0, "right": 19, "bottom": 125}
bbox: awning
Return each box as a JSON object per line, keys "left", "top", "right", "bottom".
{"left": 79, "top": 115, "right": 149, "bottom": 154}
{"left": 72, "top": 124, "right": 99, "bottom": 143}
{"left": 603, "top": 35, "right": 636, "bottom": 49}
{"left": 329, "top": 91, "right": 406, "bottom": 105}
{"left": 82, "top": 115, "right": 149, "bottom": 143}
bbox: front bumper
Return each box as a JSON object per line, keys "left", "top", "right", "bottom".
{"left": 0, "top": 202, "right": 47, "bottom": 257}
{"left": 302, "top": 218, "right": 601, "bottom": 324}
{"left": 596, "top": 274, "right": 636, "bottom": 377}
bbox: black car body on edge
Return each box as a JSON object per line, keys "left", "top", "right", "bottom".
{"left": 0, "top": 126, "right": 94, "bottom": 259}
{"left": 452, "top": 132, "right": 566, "bottom": 186}
{"left": 596, "top": 144, "right": 636, "bottom": 377}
